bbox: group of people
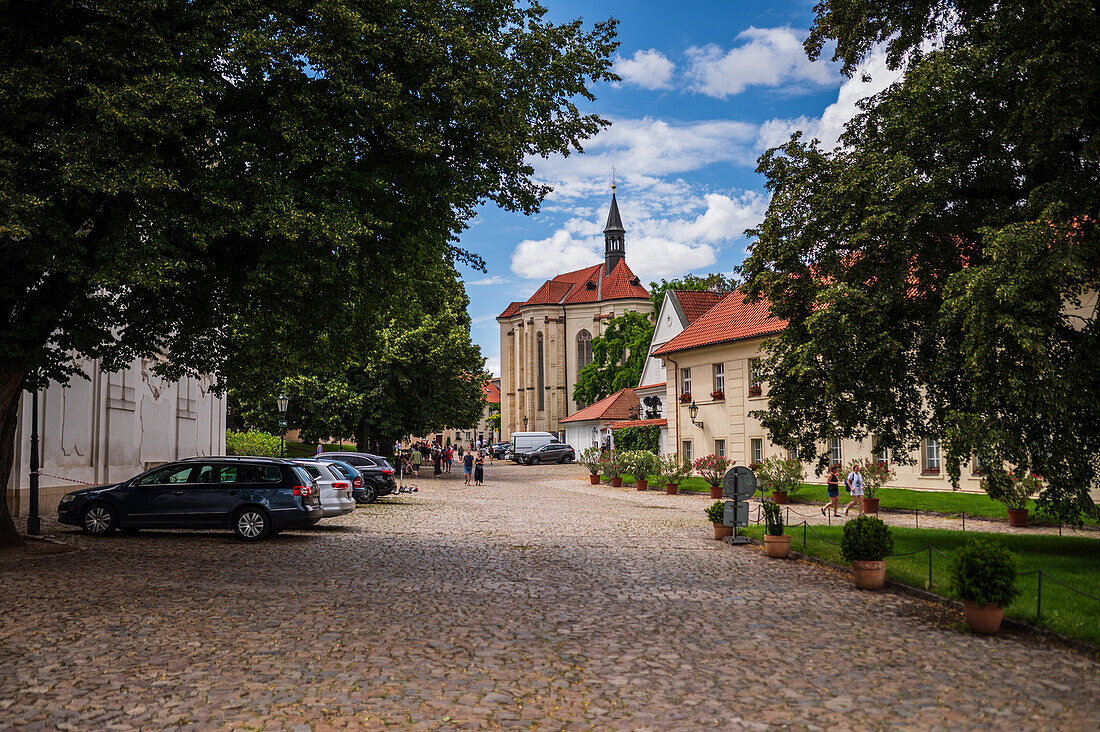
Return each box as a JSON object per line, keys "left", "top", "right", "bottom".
{"left": 394, "top": 439, "right": 492, "bottom": 486}
{"left": 821, "top": 464, "right": 864, "bottom": 517}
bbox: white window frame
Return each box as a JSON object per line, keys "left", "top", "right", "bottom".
{"left": 682, "top": 368, "right": 691, "bottom": 395}
{"left": 713, "top": 363, "right": 724, "bottom": 393}
{"left": 829, "top": 437, "right": 842, "bottom": 466}
{"left": 751, "top": 438, "right": 764, "bottom": 464}
{"left": 923, "top": 438, "right": 941, "bottom": 473}
{"left": 682, "top": 440, "right": 693, "bottom": 463}
{"left": 714, "top": 439, "right": 725, "bottom": 458}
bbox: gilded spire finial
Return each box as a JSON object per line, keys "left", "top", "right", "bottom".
{"left": 611, "top": 166, "right": 616, "bottom": 192}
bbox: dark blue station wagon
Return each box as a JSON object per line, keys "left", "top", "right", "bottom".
{"left": 57, "top": 457, "right": 324, "bottom": 541}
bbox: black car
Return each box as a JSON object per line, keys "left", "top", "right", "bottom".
{"left": 519, "top": 442, "right": 576, "bottom": 465}
{"left": 490, "top": 442, "right": 510, "bottom": 459}
{"left": 57, "top": 457, "right": 324, "bottom": 541}
{"left": 316, "top": 452, "right": 397, "bottom": 502}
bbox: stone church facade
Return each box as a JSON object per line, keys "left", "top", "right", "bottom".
{"left": 497, "top": 190, "right": 651, "bottom": 440}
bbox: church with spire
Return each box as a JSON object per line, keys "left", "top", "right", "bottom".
{"left": 497, "top": 187, "right": 651, "bottom": 441}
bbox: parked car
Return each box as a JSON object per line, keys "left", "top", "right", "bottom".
{"left": 519, "top": 442, "right": 576, "bottom": 465}
{"left": 292, "top": 459, "right": 356, "bottom": 517}
{"left": 322, "top": 459, "right": 371, "bottom": 504}
{"left": 316, "top": 452, "right": 397, "bottom": 502}
{"left": 57, "top": 457, "right": 323, "bottom": 541}
{"left": 509, "top": 431, "right": 557, "bottom": 461}
{"left": 491, "top": 442, "right": 510, "bottom": 459}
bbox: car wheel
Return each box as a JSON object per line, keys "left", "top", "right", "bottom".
{"left": 232, "top": 507, "right": 271, "bottom": 541}
{"left": 562, "top": 454, "right": 573, "bottom": 464}
{"left": 81, "top": 503, "right": 117, "bottom": 535}
{"left": 529, "top": 457, "right": 540, "bottom": 465}
{"left": 361, "top": 483, "right": 378, "bottom": 503}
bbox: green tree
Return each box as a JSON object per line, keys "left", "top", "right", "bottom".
{"left": 648, "top": 273, "right": 738, "bottom": 314}
{"left": 573, "top": 310, "right": 654, "bottom": 405}
{"left": 741, "top": 0, "right": 1100, "bottom": 522}
{"left": 0, "top": 0, "right": 618, "bottom": 544}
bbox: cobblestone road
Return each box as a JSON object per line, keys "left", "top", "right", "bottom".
{"left": 2, "top": 462, "right": 1097, "bottom": 730}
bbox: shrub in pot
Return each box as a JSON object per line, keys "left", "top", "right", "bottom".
{"left": 694, "top": 454, "right": 733, "bottom": 498}
{"left": 982, "top": 468, "right": 1039, "bottom": 527}
{"left": 840, "top": 516, "right": 893, "bottom": 589}
{"left": 600, "top": 450, "right": 624, "bottom": 487}
{"left": 705, "top": 500, "right": 732, "bottom": 540}
{"left": 761, "top": 501, "right": 790, "bottom": 558}
{"left": 756, "top": 456, "right": 804, "bottom": 505}
{"left": 658, "top": 455, "right": 691, "bottom": 494}
{"left": 579, "top": 447, "right": 603, "bottom": 485}
{"left": 950, "top": 539, "right": 1021, "bottom": 634}
{"left": 622, "top": 450, "right": 659, "bottom": 490}
{"left": 845, "top": 458, "right": 896, "bottom": 514}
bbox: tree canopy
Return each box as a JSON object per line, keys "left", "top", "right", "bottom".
{"left": 741, "top": 0, "right": 1100, "bottom": 521}
{"left": 0, "top": 0, "right": 618, "bottom": 543}
{"left": 648, "top": 273, "right": 738, "bottom": 314}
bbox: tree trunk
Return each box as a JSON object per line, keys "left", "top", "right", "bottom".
{"left": 0, "top": 360, "right": 28, "bottom": 547}
{"left": 356, "top": 419, "right": 370, "bottom": 453}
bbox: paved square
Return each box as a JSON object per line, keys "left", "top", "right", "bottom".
{"left": 1, "top": 463, "right": 1097, "bottom": 730}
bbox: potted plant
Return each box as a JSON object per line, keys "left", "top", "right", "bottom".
{"left": 679, "top": 392, "right": 692, "bottom": 403}
{"left": 694, "top": 454, "right": 733, "bottom": 499}
{"left": 601, "top": 450, "right": 624, "bottom": 487}
{"left": 755, "top": 456, "right": 804, "bottom": 505}
{"left": 579, "top": 447, "right": 602, "bottom": 485}
{"left": 840, "top": 515, "right": 893, "bottom": 590}
{"left": 748, "top": 384, "right": 762, "bottom": 397}
{"left": 656, "top": 454, "right": 689, "bottom": 494}
{"left": 982, "top": 468, "right": 1039, "bottom": 527}
{"left": 710, "top": 389, "right": 725, "bottom": 400}
{"left": 621, "top": 450, "right": 657, "bottom": 491}
{"left": 950, "top": 539, "right": 1021, "bottom": 635}
{"left": 846, "top": 458, "right": 896, "bottom": 514}
{"left": 761, "top": 501, "right": 790, "bottom": 558}
{"left": 705, "top": 500, "right": 732, "bottom": 540}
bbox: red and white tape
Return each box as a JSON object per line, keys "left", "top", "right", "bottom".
{"left": 37, "top": 472, "right": 99, "bottom": 487}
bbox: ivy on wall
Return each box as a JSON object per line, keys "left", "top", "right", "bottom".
{"left": 612, "top": 425, "right": 661, "bottom": 454}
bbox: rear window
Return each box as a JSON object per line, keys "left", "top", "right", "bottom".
{"left": 299, "top": 465, "right": 323, "bottom": 479}
{"left": 291, "top": 466, "right": 314, "bottom": 485}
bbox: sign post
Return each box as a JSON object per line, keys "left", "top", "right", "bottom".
{"left": 721, "top": 466, "right": 757, "bottom": 545}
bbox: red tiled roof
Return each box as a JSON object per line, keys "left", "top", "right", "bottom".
{"left": 498, "top": 301, "right": 524, "bottom": 319}
{"left": 636, "top": 381, "right": 666, "bottom": 390}
{"left": 588, "top": 259, "right": 650, "bottom": 303}
{"left": 524, "top": 279, "right": 575, "bottom": 307}
{"left": 559, "top": 388, "right": 637, "bottom": 423}
{"left": 674, "top": 290, "right": 723, "bottom": 324}
{"left": 652, "top": 290, "right": 786, "bottom": 356}
{"left": 482, "top": 380, "right": 500, "bottom": 404}
{"left": 608, "top": 418, "right": 667, "bottom": 429}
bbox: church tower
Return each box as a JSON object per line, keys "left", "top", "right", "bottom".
{"left": 603, "top": 184, "right": 626, "bottom": 272}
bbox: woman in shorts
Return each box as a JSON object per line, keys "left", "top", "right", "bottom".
{"left": 821, "top": 465, "right": 841, "bottom": 516}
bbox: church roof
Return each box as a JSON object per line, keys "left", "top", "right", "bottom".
{"left": 559, "top": 387, "right": 638, "bottom": 424}
{"left": 498, "top": 301, "right": 524, "bottom": 319}
{"left": 603, "top": 192, "right": 625, "bottom": 233}
{"left": 652, "top": 290, "right": 786, "bottom": 356}
{"left": 482, "top": 380, "right": 500, "bottom": 404}
{"left": 673, "top": 290, "right": 724, "bottom": 324}
{"left": 498, "top": 261, "right": 648, "bottom": 318}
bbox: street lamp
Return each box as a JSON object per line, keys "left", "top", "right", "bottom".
{"left": 276, "top": 392, "right": 289, "bottom": 457}
{"left": 688, "top": 400, "right": 703, "bottom": 429}
{"left": 522, "top": 415, "right": 528, "bottom": 430}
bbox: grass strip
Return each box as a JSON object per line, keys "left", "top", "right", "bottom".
{"left": 741, "top": 523, "right": 1100, "bottom": 647}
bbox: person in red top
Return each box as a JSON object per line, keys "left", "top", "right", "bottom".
{"left": 443, "top": 446, "right": 453, "bottom": 473}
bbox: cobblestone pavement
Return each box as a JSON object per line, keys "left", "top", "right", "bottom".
{"left": 1, "top": 462, "right": 1098, "bottom": 731}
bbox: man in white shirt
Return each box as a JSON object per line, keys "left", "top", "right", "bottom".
{"left": 844, "top": 465, "right": 864, "bottom": 516}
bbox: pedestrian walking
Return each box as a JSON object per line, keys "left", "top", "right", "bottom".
{"left": 821, "top": 464, "right": 841, "bottom": 516}
{"left": 433, "top": 448, "right": 442, "bottom": 478}
{"left": 474, "top": 452, "right": 484, "bottom": 485}
{"left": 444, "top": 446, "right": 453, "bottom": 473}
{"left": 410, "top": 447, "right": 422, "bottom": 477}
{"left": 843, "top": 464, "right": 864, "bottom": 515}
{"left": 463, "top": 450, "right": 475, "bottom": 485}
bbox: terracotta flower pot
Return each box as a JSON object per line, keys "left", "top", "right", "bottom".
{"left": 764, "top": 534, "right": 791, "bottom": 558}
{"left": 709, "top": 486, "right": 723, "bottom": 499}
{"left": 963, "top": 601, "right": 1005, "bottom": 635}
{"left": 851, "top": 560, "right": 886, "bottom": 590}
{"left": 588, "top": 474, "right": 600, "bottom": 485}
{"left": 611, "top": 477, "right": 622, "bottom": 488}
{"left": 713, "top": 523, "right": 733, "bottom": 540}
{"left": 771, "top": 490, "right": 788, "bottom": 504}
{"left": 1007, "top": 508, "right": 1029, "bottom": 527}
{"left": 860, "top": 497, "right": 880, "bottom": 514}
{"left": 665, "top": 483, "right": 679, "bottom": 495}
{"left": 636, "top": 479, "right": 648, "bottom": 491}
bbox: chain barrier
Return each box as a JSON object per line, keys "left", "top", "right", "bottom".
{"left": 38, "top": 472, "right": 98, "bottom": 486}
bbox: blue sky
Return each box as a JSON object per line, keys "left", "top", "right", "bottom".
{"left": 459, "top": 0, "right": 898, "bottom": 376}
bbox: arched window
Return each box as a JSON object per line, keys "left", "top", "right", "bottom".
{"left": 576, "top": 330, "right": 592, "bottom": 372}
{"left": 537, "top": 332, "right": 545, "bottom": 411}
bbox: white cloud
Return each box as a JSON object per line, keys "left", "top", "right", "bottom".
{"left": 484, "top": 355, "right": 501, "bottom": 378}
{"left": 467, "top": 275, "right": 505, "bottom": 286}
{"left": 613, "top": 49, "right": 675, "bottom": 90}
{"left": 510, "top": 229, "right": 602, "bottom": 280}
{"left": 686, "top": 27, "right": 839, "bottom": 98}
{"left": 756, "top": 47, "right": 899, "bottom": 150}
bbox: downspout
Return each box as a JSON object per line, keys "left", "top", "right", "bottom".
{"left": 562, "top": 302, "right": 568, "bottom": 443}
{"left": 667, "top": 355, "right": 680, "bottom": 462}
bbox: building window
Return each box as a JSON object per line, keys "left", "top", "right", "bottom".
{"left": 682, "top": 440, "right": 693, "bottom": 463}
{"left": 788, "top": 446, "right": 800, "bottom": 461}
{"left": 829, "top": 437, "right": 842, "bottom": 466}
{"left": 972, "top": 453, "right": 986, "bottom": 475}
{"left": 713, "top": 363, "right": 724, "bottom": 393}
{"left": 715, "top": 439, "right": 725, "bottom": 458}
{"left": 872, "top": 436, "right": 888, "bottom": 464}
{"left": 751, "top": 438, "right": 764, "bottom": 465}
{"left": 537, "top": 332, "right": 545, "bottom": 411}
{"left": 923, "top": 438, "right": 941, "bottom": 473}
{"left": 576, "top": 330, "right": 592, "bottom": 372}
{"left": 748, "top": 358, "right": 763, "bottom": 396}
{"left": 682, "top": 368, "right": 691, "bottom": 395}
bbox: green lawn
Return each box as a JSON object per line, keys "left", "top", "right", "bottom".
{"left": 617, "top": 474, "right": 716, "bottom": 493}
{"left": 741, "top": 523, "right": 1100, "bottom": 647}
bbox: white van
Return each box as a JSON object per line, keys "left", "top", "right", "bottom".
{"left": 509, "top": 432, "right": 556, "bottom": 461}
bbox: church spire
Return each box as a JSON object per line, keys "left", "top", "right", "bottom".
{"left": 603, "top": 179, "right": 625, "bottom": 272}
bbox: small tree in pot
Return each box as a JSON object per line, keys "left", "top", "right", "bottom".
{"left": 950, "top": 539, "right": 1021, "bottom": 634}
{"left": 621, "top": 450, "right": 658, "bottom": 490}
{"left": 845, "top": 458, "right": 895, "bottom": 514}
{"left": 840, "top": 516, "right": 893, "bottom": 589}
{"left": 761, "top": 501, "right": 790, "bottom": 558}
{"left": 982, "top": 468, "right": 1039, "bottom": 527}
{"left": 659, "top": 455, "right": 691, "bottom": 494}
{"left": 694, "top": 454, "right": 734, "bottom": 499}
{"left": 579, "top": 447, "right": 602, "bottom": 485}
{"left": 705, "top": 500, "right": 732, "bottom": 540}
{"left": 601, "top": 450, "right": 624, "bottom": 487}
{"left": 756, "top": 456, "right": 804, "bottom": 504}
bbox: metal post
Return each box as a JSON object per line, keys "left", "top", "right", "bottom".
{"left": 962, "top": 511, "right": 965, "bottom": 531}
{"left": 802, "top": 520, "right": 807, "bottom": 550}
{"left": 915, "top": 509, "right": 919, "bottom": 529}
{"left": 927, "top": 547, "right": 933, "bottom": 590}
{"left": 1036, "top": 571, "right": 1043, "bottom": 621}
{"left": 786, "top": 506, "right": 790, "bottom": 526}
{"left": 27, "top": 390, "right": 40, "bottom": 536}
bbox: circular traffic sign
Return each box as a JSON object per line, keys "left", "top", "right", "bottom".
{"left": 722, "top": 465, "right": 757, "bottom": 500}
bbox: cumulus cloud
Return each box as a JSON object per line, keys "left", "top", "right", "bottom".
{"left": 613, "top": 49, "right": 675, "bottom": 90}
{"left": 686, "top": 27, "right": 839, "bottom": 98}
{"left": 510, "top": 230, "right": 602, "bottom": 280}
{"left": 467, "top": 275, "right": 505, "bottom": 286}
{"left": 484, "top": 355, "right": 501, "bottom": 378}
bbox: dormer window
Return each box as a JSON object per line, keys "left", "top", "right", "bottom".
{"left": 585, "top": 281, "right": 597, "bottom": 290}
{"left": 629, "top": 276, "right": 640, "bottom": 286}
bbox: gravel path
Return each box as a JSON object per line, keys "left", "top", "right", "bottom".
{"left": 1, "top": 462, "right": 1096, "bottom": 730}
